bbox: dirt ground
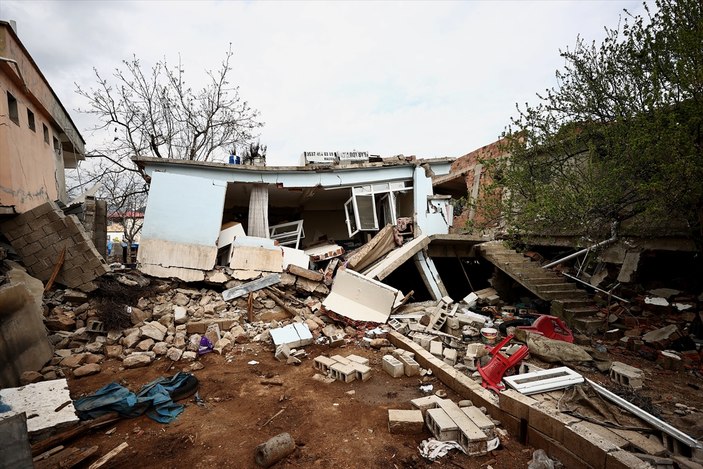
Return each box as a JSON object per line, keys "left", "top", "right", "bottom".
{"left": 62, "top": 343, "right": 533, "bottom": 469}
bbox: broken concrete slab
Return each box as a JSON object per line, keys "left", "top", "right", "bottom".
{"left": 363, "top": 234, "right": 429, "bottom": 281}
{"left": 323, "top": 269, "right": 398, "bottom": 324}
{"left": 642, "top": 324, "right": 680, "bottom": 347}
{"left": 281, "top": 246, "right": 310, "bottom": 270}
{"left": 230, "top": 246, "right": 283, "bottom": 273}
{"left": 140, "top": 321, "right": 167, "bottom": 342}
{"left": 0, "top": 379, "right": 79, "bottom": 434}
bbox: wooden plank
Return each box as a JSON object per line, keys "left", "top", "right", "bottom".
{"left": 88, "top": 442, "right": 128, "bottom": 469}
{"left": 222, "top": 274, "right": 281, "bottom": 301}
{"left": 365, "top": 235, "right": 430, "bottom": 280}
{"left": 31, "top": 412, "right": 120, "bottom": 457}
{"left": 44, "top": 247, "right": 66, "bottom": 292}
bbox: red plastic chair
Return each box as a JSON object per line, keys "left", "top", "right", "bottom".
{"left": 517, "top": 315, "right": 574, "bottom": 343}
{"left": 477, "top": 335, "right": 529, "bottom": 392}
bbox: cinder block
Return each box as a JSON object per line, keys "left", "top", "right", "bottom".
{"left": 563, "top": 422, "right": 620, "bottom": 469}
{"left": 396, "top": 354, "right": 421, "bottom": 376}
{"left": 314, "top": 356, "right": 336, "bottom": 373}
{"left": 388, "top": 409, "right": 425, "bottom": 434}
{"left": 330, "top": 355, "right": 351, "bottom": 365}
{"left": 330, "top": 362, "right": 356, "bottom": 383}
{"left": 426, "top": 407, "right": 459, "bottom": 441}
{"left": 462, "top": 406, "right": 496, "bottom": 438}
{"left": 436, "top": 399, "right": 487, "bottom": 455}
{"left": 382, "top": 355, "right": 404, "bottom": 378}
{"left": 443, "top": 347, "right": 458, "bottom": 365}
{"left": 346, "top": 354, "right": 369, "bottom": 366}
{"left": 350, "top": 362, "right": 372, "bottom": 381}
{"left": 430, "top": 341, "right": 443, "bottom": 358}
{"left": 411, "top": 395, "right": 441, "bottom": 415}
{"left": 609, "top": 361, "right": 643, "bottom": 389}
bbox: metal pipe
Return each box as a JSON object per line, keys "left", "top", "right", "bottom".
{"left": 560, "top": 272, "right": 630, "bottom": 303}
{"left": 543, "top": 236, "right": 616, "bottom": 269}
{"left": 587, "top": 379, "right": 702, "bottom": 450}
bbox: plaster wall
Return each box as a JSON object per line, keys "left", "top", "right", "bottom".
{"left": 0, "top": 72, "right": 63, "bottom": 212}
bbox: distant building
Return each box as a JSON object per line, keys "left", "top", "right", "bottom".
{"left": 0, "top": 20, "right": 85, "bottom": 215}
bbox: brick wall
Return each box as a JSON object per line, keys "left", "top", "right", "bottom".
{"left": 0, "top": 201, "right": 109, "bottom": 292}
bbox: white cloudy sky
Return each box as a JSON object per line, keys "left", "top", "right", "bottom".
{"left": 1, "top": 0, "right": 649, "bottom": 165}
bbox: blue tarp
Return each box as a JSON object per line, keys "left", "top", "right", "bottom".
{"left": 73, "top": 372, "right": 195, "bottom": 424}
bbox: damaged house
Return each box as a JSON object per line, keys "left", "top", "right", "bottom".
{"left": 0, "top": 20, "right": 108, "bottom": 387}
{"left": 132, "top": 154, "right": 461, "bottom": 303}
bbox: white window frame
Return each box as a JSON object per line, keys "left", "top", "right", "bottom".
{"left": 343, "top": 181, "right": 412, "bottom": 237}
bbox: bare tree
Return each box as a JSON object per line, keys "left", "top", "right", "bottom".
{"left": 75, "top": 45, "right": 263, "bottom": 172}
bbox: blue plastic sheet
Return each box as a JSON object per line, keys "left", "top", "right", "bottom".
{"left": 73, "top": 372, "right": 194, "bottom": 424}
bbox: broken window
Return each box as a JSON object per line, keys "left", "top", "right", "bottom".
{"left": 43, "top": 124, "right": 50, "bottom": 144}
{"left": 343, "top": 182, "right": 412, "bottom": 237}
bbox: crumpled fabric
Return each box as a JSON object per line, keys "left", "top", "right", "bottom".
{"left": 418, "top": 438, "right": 465, "bottom": 461}
{"left": 73, "top": 372, "right": 194, "bottom": 423}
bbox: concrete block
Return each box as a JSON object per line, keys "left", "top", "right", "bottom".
{"left": 527, "top": 427, "right": 592, "bottom": 469}
{"left": 330, "top": 362, "right": 356, "bottom": 383}
{"left": 563, "top": 422, "right": 620, "bottom": 469}
{"left": 443, "top": 347, "right": 458, "bottom": 366}
{"left": 346, "top": 354, "right": 369, "bottom": 366}
{"left": 397, "top": 354, "right": 421, "bottom": 376}
{"left": 314, "top": 356, "right": 336, "bottom": 373}
{"left": 606, "top": 450, "right": 652, "bottom": 469}
{"left": 275, "top": 344, "right": 291, "bottom": 362}
{"left": 426, "top": 408, "right": 459, "bottom": 441}
{"left": 411, "top": 395, "right": 441, "bottom": 415}
{"left": 609, "top": 361, "right": 644, "bottom": 389}
{"left": 330, "top": 355, "right": 351, "bottom": 365}
{"left": 499, "top": 389, "right": 537, "bottom": 420}
{"left": 350, "top": 362, "right": 372, "bottom": 381}
{"left": 382, "top": 355, "right": 404, "bottom": 378}
{"left": 388, "top": 409, "right": 425, "bottom": 435}
{"left": 528, "top": 402, "right": 581, "bottom": 442}
{"left": 436, "top": 399, "right": 488, "bottom": 455}
{"left": 430, "top": 341, "right": 443, "bottom": 358}
{"left": 462, "top": 406, "right": 496, "bottom": 438}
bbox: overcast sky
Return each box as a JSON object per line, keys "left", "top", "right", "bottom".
{"left": 1, "top": 0, "right": 649, "bottom": 166}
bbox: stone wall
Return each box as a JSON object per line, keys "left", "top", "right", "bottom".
{"left": 0, "top": 201, "right": 109, "bottom": 291}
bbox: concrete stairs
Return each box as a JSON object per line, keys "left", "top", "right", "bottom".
{"left": 476, "top": 241, "right": 604, "bottom": 334}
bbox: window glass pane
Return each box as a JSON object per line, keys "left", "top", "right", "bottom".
{"left": 344, "top": 198, "right": 357, "bottom": 236}
{"left": 356, "top": 195, "right": 377, "bottom": 230}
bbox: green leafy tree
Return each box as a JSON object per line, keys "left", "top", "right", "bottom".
{"left": 483, "top": 0, "right": 703, "bottom": 246}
